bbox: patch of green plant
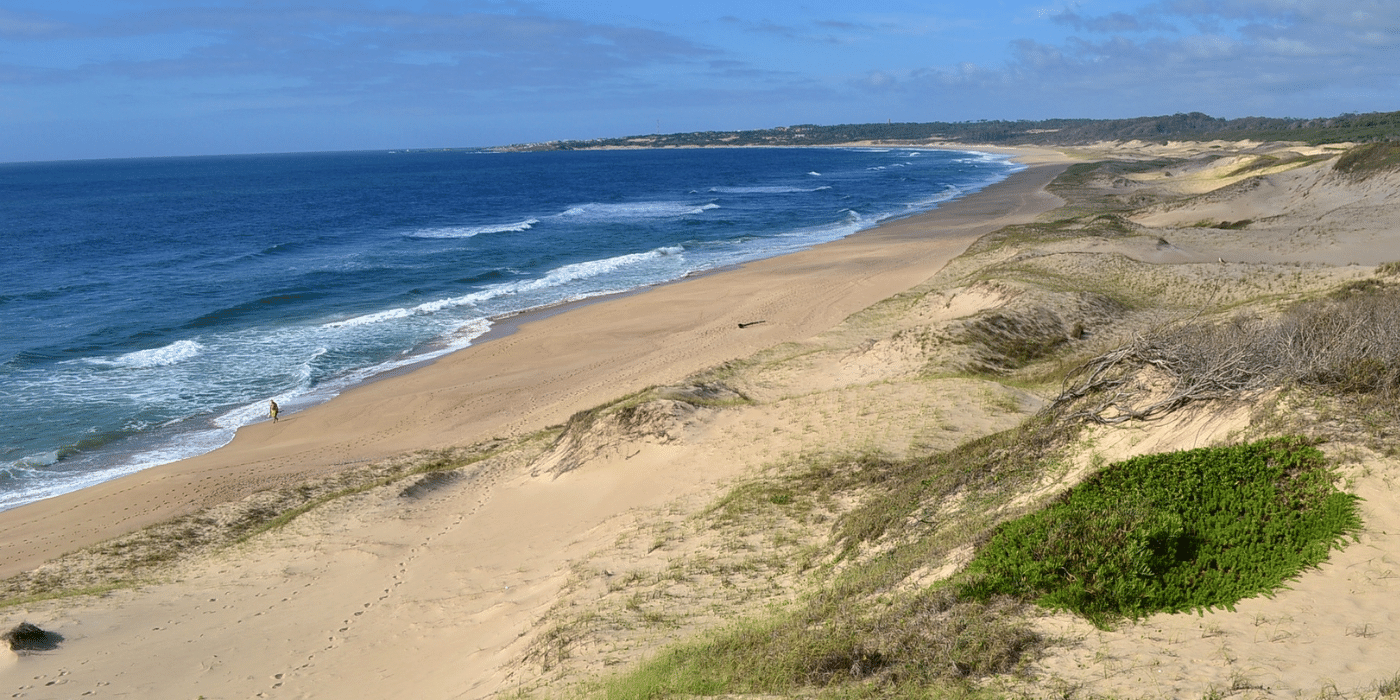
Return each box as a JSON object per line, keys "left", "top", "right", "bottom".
{"left": 704, "top": 478, "right": 814, "bottom": 528}
{"left": 0, "top": 584, "right": 127, "bottom": 610}
{"left": 1226, "top": 155, "right": 1281, "bottom": 177}
{"left": 959, "top": 436, "right": 1361, "bottom": 628}
{"left": 1334, "top": 141, "right": 1400, "bottom": 178}
{"left": 558, "top": 383, "right": 752, "bottom": 440}
{"left": 1188, "top": 218, "right": 1253, "bottom": 230}
{"left": 962, "top": 307, "right": 1081, "bottom": 374}
{"left": 1377, "top": 670, "right": 1400, "bottom": 697}
{"left": 235, "top": 446, "right": 500, "bottom": 541}
{"left": 833, "top": 410, "right": 1080, "bottom": 553}
{"left": 595, "top": 409, "right": 1086, "bottom": 699}
{"left": 1328, "top": 277, "right": 1388, "bottom": 299}
{"left": 602, "top": 588, "right": 1037, "bottom": 700}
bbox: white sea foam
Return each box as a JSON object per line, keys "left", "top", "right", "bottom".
{"left": 84, "top": 340, "right": 204, "bottom": 369}
{"left": 407, "top": 219, "right": 539, "bottom": 238}
{"left": 555, "top": 202, "right": 718, "bottom": 221}
{"left": 769, "top": 210, "right": 870, "bottom": 242}
{"left": 541, "top": 246, "right": 683, "bottom": 283}
{"left": 294, "top": 347, "right": 329, "bottom": 385}
{"left": 471, "top": 246, "right": 686, "bottom": 302}
{"left": 908, "top": 185, "right": 964, "bottom": 209}
{"left": 1, "top": 147, "right": 1024, "bottom": 515}
{"left": 328, "top": 317, "right": 493, "bottom": 389}
{"left": 954, "top": 152, "right": 1013, "bottom": 164}
{"left": 324, "top": 308, "right": 415, "bottom": 328}
{"left": 321, "top": 247, "right": 686, "bottom": 330}
{"left": 708, "top": 186, "right": 831, "bottom": 194}
{"left": 11, "top": 451, "right": 59, "bottom": 468}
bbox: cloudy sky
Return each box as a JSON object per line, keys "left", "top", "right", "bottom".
{"left": 1, "top": 0, "right": 1396, "bottom": 161}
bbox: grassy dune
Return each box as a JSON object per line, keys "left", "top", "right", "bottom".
{"left": 9, "top": 141, "right": 1400, "bottom": 698}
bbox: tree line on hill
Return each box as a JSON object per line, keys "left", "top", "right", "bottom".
{"left": 511, "top": 110, "right": 1400, "bottom": 151}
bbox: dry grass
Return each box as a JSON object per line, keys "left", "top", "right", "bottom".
{"left": 0, "top": 440, "right": 518, "bottom": 607}
{"left": 1334, "top": 141, "right": 1400, "bottom": 178}
{"left": 1055, "top": 283, "right": 1400, "bottom": 424}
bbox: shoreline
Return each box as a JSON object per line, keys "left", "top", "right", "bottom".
{"left": 0, "top": 145, "right": 1020, "bottom": 516}
{"left": 0, "top": 148, "right": 1072, "bottom": 581}
{"left": 270, "top": 145, "right": 1056, "bottom": 399}
{"left": 13, "top": 139, "right": 1400, "bottom": 700}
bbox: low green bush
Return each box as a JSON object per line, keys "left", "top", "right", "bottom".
{"left": 959, "top": 437, "right": 1360, "bottom": 627}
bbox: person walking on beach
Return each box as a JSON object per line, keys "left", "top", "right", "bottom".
{"left": 269, "top": 399, "right": 280, "bottom": 423}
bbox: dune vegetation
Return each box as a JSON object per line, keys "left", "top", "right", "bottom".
{"left": 8, "top": 140, "right": 1400, "bottom": 699}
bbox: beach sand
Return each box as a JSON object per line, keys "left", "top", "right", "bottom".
{"left": 0, "top": 153, "right": 1069, "bottom": 581}
{"left": 1, "top": 150, "right": 1070, "bottom": 697}
{"left": 9, "top": 139, "right": 1400, "bottom": 699}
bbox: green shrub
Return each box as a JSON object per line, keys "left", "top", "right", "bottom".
{"left": 959, "top": 437, "right": 1360, "bottom": 627}
{"left": 1334, "top": 141, "right": 1400, "bottom": 178}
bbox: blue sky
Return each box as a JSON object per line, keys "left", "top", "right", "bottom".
{"left": 1, "top": 0, "right": 1397, "bottom": 161}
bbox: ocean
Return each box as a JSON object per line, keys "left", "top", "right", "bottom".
{"left": 0, "top": 146, "right": 1022, "bottom": 511}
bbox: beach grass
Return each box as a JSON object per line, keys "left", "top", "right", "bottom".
{"left": 588, "top": 176, "right": 1400, "bottom": 696}
{"left": 1333, "top": 141, "right": 1400, "bottom": 178}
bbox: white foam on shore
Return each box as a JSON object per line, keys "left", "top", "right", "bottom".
{"left": 324, "top": 246, "right": 687, "bottom": 329}
{"left": 0, "top": 317, "right": 499, "bottom": 513}
{"left": 0, "top": 148, "right": 1024, "bottom": 514}
{"left": 82, "top": 340, "right": 205, "bottom": 369}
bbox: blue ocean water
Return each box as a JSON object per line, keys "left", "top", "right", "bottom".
{"left": 0, "top": 147, "right": 1021, "bottom": 511}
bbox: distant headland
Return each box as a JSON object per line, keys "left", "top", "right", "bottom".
{"left": 492, "top": 109, "right": 1400, "bottom": 152}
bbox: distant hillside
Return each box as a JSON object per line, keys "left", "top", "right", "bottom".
{"left": 505, "top": 110, "right": 1400, "bottom": 151}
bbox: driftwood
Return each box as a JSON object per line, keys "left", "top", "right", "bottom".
{"left": 1052, "top": 327, "right": 1275, "bottom": 424}
{"left": 1054, "top": 288, "right": 1400, "bottom": 424}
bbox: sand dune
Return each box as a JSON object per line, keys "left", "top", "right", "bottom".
{"left": 1, "top": 153, "right": 1069, "bottom": 698}
{"left": 7, "top": 140, "right": 1400, "bottom": 699}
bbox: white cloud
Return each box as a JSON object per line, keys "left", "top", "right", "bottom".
{"left": 0, "top": 10, "right": 66, "bottom": 38}
{"left": 880, "top": 0, "right": 1400, "bottom": 119}
{"left": 0, "top": 5, "right": 721, "bottom": 91}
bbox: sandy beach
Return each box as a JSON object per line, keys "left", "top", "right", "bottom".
{"left": 9, "top": 138, "right": 1400, "bottom": 699}
{"left": 2, "top": 148, "right": 1070, "bottom": 697}
{"left": 0, "top": 152, "right": 1068, "bottom": 581}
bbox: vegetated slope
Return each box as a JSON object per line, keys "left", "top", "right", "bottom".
{"left": 552, "top": 144, "right": 1400, "bottom": 699}
{"left": 511, "top": 110, "right": 1400, "bottom": 151}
